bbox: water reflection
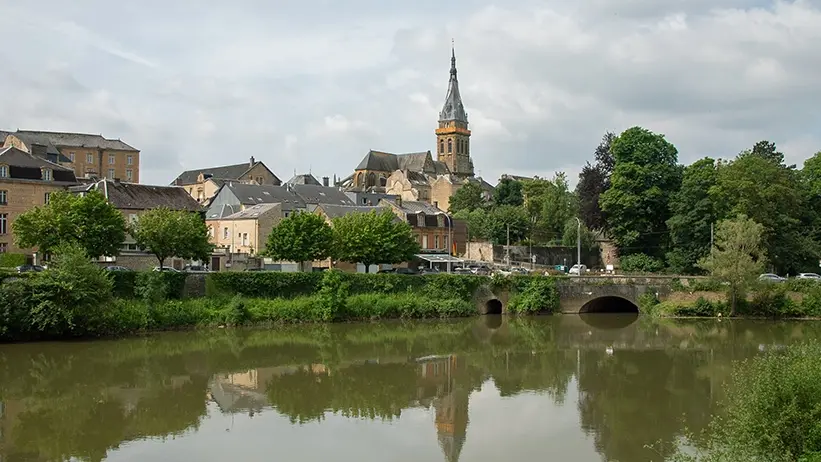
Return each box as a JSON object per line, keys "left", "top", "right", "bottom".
{"left": 579, "top": 312, "right": 640, "bottom": 330}
{"left": 1, "top": 318, "right": 820, "bottom": 461}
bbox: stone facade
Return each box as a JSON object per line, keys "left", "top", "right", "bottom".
{"left": 206, "top": 203, "right": 282, "bottom": 256}
{"left": 173, "top": 158, "right": 281, "bottom": 204}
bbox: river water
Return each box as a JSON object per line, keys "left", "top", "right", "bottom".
{"left": 1, "top": 315, "right": 819, "bottom": 462}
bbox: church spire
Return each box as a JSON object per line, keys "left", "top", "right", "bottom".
{"left": 439, "top": 41, "right": 467, "bottom": 124}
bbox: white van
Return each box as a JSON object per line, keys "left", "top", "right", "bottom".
{"left": 569, "top": 264, "right": 587, "bottom": 275}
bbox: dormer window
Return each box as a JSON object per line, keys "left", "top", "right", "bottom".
{"left": 42, "top": 168, "right": 52, "bottom": 181}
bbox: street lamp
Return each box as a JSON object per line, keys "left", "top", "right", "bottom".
{"left": 442, "top": 212, "right": 453, "bottom": 274}
{"left": 530, "top": 215, "right": 537, "bottom": 270}
{"left": 574, "top": 217, "right": 582, "bottom": 274}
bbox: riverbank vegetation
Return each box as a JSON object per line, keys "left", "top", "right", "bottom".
{"left": 669, "top": 344, "right": 821, "bottom": 462}
{"left": 0, "top": 244, "right": 561, "bottom": 341}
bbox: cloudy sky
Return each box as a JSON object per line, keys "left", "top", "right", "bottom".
{"left": 3, "top": 0, "right": 821, "bottom": 186}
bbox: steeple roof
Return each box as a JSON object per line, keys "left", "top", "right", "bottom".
{"left": 439, "top": 44, "right": 468, "bottom": 124}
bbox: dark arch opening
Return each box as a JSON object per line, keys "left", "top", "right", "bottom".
{"left": 579, "top": 296, "right": 639, "bottom": 314}
{"left": 485, "top": 299, "right": 502, "bottom": 315}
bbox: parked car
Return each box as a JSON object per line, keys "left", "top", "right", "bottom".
{"left": 153, "top": 266, "right": 181, "bottom": 273}
{"left": 759, "top": 273, "right": 786, "bottom": 283}
{"left": 569, "top": 264, "right": 587, "bottom": 276}
{"left": 453, "top": 267, "right": 473, "bottom": 275}
{"left": 183, "top": 265, "right": 210, "bottom": 273}
{"left": 510, "top": 267, "right": 530, "bottom": 275}
{"left": 16, "top": 265, "right": 44, "bottom": 273}
{"left": 797, "top": 273, "right": 821, "bottom": 280}
{"left": 469, "top": 265, "right": 491, "bottom": 275}
{"left": 494, "top": 267, "right": 512, "bottom": 276}
{"left": 103, "top": 266, "right": 131, "bottom": 272}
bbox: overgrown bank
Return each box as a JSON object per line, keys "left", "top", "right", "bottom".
{"left": 0, "top": 247, "right": 560, "bottom": 341}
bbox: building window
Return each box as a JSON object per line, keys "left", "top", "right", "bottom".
{"left": 127, "top": 155, "right": 133, "bottom": 165}
{"left": 126, "top": 169, "right": 133, "bottom": 181}
{"left": 42, "top": 168, "right": 52, "bottom": 181}
{"left": 0, "top": 213, "right": 7, "bottom": 235}
{"left": 439, "top": 140, "right": 444, "bottom": 154}
{"left": 447, "top": 139, "right": 452, "bottom": 153}
{"left": 128, "top": 214, "right": 138, "bottom": 224}
{"left": 242, "top": 233, "right": 248, "bottom": 246}
{"left": 0, "top": 165, "right": 7, "bottom": 177}
{"left": 0, "top": 242, "right": 6, "bottom": 253}
{"left": 209, "top": 226, "right": 215, "bottom": 238}
{"left": 69, "top": 152, "right": 75, "bottom": 162}
{"left": 465, "top": 139, "right": 469, "bottom": 152}
{"left": 108, "top": 154, "right": 115, "bottom": 165}
{"left": 223, "top": 227, "right": 229, "bottom": 239}
{"left": 284, "top": 212, "right": 290, "bottom": 218}
{"left": 0, "top": 190, "right": 6, "bottom": 205}
{"left": 435, "top": 235, "right": 440, "bottom": 249}
{"left": 44, "top": 192, "right": 50, "bottom": 204}
{"left": 108, "top": 169, "right": 115, "bottom": 179}
{"left": 86, "top": 153, "right": 94, "bottom": 164}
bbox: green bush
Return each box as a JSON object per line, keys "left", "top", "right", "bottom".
{"left": 653, "top": 298, "right": 727, "bottom": 317}
{"left": 315, "top": 270, "right": 349, "bottom": 321}
{"left": 740, "top": 285, "right": 800, "bottom": 317}
{"left": 0, "top": 252, "right": 26, "bottom": 268}
{"left": 205, "top": 271, "right": 323, "bottom": 298}
{"left": 638, "top": 290, "right": 660, "bottom": 314}
{"left": 672, "top": 344, "right": 821, "bottom": 461}
{"left": 0, "top": 279, "right": 33, "bottom": 339}
{"left": 620, "top": 253, "right": 665, "bottom": 273}
{"left": 507, "top": 277, "right": 559, "bottom": 314}
{"left": 135, "top": 271, "right": 187, "bottom": 303}
{"left": 787, "top": 278, "right": 821, "bottom": 293}
{"left": 109, "top": 271, "right": 138, "bottom": 298}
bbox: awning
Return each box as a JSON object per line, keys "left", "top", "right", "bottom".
{"left": 414, "top": 254, "right": 464, "bottom": 263}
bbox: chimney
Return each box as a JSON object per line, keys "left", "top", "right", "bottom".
{"left": 322, "top": 176, "right": 329, "bottom": 187}
{"left": 250, "top": 156, "right": 255, "bottom": 167}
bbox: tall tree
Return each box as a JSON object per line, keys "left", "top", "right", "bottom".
{"left": 666, "top": 158, "right": 719, "bottom": 274}
{"left": 698, "top": 215, "right": 766, "bottom": 315}
{"left": 448, "top": 182, "right": 484, "bottom": 213}
{"left": 264, "top": 212, "right": 333, "bottom": 271}
{"left": 599, "top": 127, "right": 682, "bottom": 258}
{"left": 486, "top": 205, "right": 530, "bottom": 246}
{"left": 130, "top": 208, "right": 213, "bottom": 269}
{"left": 577, "top": 132, "right": 615, "bottom": 230}
{"left": 13, "top": 190, "right": 126, "bottom": 258}
{"left": 453, "top": 208, "right": 490, "bottom": 242}
{"left": 331, "top": 210, "right": 419, "bottom": 272}
{"left": 521, "top": 174, "right": 577, "bottom": 244}
{"left": 493, "top": 178, "right": 524, "bottom": 207}
{"left": 711, "top": 146, "right": 811, "bottom": 274}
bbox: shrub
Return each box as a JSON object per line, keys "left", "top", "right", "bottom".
{"left": 620, "top": 253, "right": 665, "bottom": 273}
{"left": 0, "top": 279, "right": 33, "bottom": 339}
{"left": 109, "top": 271, "right": 138, "bottom": 298}
{"left": 740, "top": 285, "right": 799, "bottom": 317}
{"left": 507, "top": 277, "right": 559, "bottom": 314}
{"left": 315, "top": 270, "right": 349, "bottom": 321}
{"left": 0, "top": 252, "right": 26, "bottom": 268}
{"left": 135, "top": 271, "right": 187, "bottom": 303}
{"left": 653, "top": 298, "right": 726, "bottom": 317}
{"left": 205, "top": 271, "right": 323, "bottom": 298}
{"left": 638, "top": 290, "right": 660, "bottom": 314}
{"left": 227, "top": 296, "right": 252, "bottom": 326}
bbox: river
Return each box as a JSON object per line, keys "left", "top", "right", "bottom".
{"left": 1, "top": 315, "right": 819, "bottom": 462}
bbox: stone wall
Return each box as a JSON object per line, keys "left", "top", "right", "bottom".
{"left": 462, "top": 241, "right": 599, "bottom": 267}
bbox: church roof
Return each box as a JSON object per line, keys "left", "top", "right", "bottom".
{"left": 354, "top": 150, "right": 438, "bottom": 173}
{"left": 439, "top": 46, "right": 468, "bottom": 124}
{"left": 286, "top": 173, "right": 321, "bottom": 186}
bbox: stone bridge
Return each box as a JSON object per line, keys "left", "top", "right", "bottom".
{"left": 474, "top": 276, "right": 705, "bottom": 315}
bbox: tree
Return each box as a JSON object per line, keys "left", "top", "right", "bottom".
{"left": 454, "top": 208, "right": 490, "bottom": 242}
{"left": 599, "top": 127, "right": 682, "bottom": 259}
{"left": 711, "top": 148, "right": 811, "bottom": 274}
{"left": 742, "top": 139, "right": 785, "bottom": 165}
{"left": 698, "top": 215, "right": 766, "bottom": 315}
{"left": 577, "top": 132, "right": 615, "bottom": 230}
{"left": 264, "top": 212, "right": 333, "bottom": 271}
{"left": 486, "top": 205, "right": 530, "bottom": 245}
{"left": 13, "top": 190, "right": 126, "bottom": 257}
{"left": 448, "top": 181, "right": 484, "bottom": 213}
{"left": 493, "top": 178, "right": 524, "bottom": 206}
{"left": 522, "top": 174, "right": 578, "bottom": 244}
{"left": 130, "top": 208, "right": 213, "bottom": 269}
{"left": 561, "top": 219, "right": 595, "bottom": 250}
{"left": 666, "top": 158, "right": 719, "bottom": 274}
{"left": 331, "top": 210, "right": 420, "bottom": 272}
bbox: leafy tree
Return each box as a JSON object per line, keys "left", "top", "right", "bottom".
{"left": 561, "top": 219, "right": 596, "bottom": 250}
{"left": 486, "top": 205, "right": 529, "bottom": 245}
{"left": 600, "top": 127, "right": 682, "bottom": 259}
{"left": 698, "top": 215, "right": 766, "bottom": 315}
{"left": 802, "top": 152, "right": 821, "bottom": 255}
{"left": 666, "top": 158, "right": 719, "bottom": 274}
{"left": 742, "top": 139, "right": 785, "bottom": 165}
{"left": 130, "top": 208, "right": 213, "bottom": 269}
{"left": 264, "top": 212, "right": 333, "bottom": 271}
{"left": 711, "top": 149, "right": 811, "bottom": 274}
{"left": 493, "top": 178, "right": 524, "bottom": 206}
{"left": 448, "top": 181, "right": 485, "bottom": 213}
{"left": 577, "top": 132, "right": 615, "bottom": 230}
{"left": 523, "top": 174, "right": 578, "bottom": 244}
{"left": 13, "top": 190, "right": 126, "bottom": 257}
{"left": 454, "top": 208, "right": 490, "bottom": 242}
{"left": 331, "top": 210, "right": 420, "bottom": 272}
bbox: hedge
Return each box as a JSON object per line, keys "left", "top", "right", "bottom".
{"left": 0, "top": 253, "right": 26, "bottom": 268}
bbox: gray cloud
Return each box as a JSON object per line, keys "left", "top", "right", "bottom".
{"left": 2, "top": 0, "right": 821, "bottom": 185}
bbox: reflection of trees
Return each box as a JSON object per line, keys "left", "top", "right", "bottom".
{"left": 487, "top": 351, "right": 576, "bottom": 403}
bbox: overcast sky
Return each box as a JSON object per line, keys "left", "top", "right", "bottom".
{"left": 2, "top": 0, "right": 821, "bottom": 186}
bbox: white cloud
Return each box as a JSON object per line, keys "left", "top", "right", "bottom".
{"left": 1, "top": 0, "right": 821, "bottom": 186}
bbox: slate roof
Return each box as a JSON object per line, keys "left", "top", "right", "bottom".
{"left": 290, "top": 184, "right": 354, "bottom": 206}
{"left": 439, "top": 47, "right": 468, "bottom": 124}
{"left": 316, "top": 204, "right": 384, "bottom": 219}
{"left": 354, "top": 150, "right": 439, "bottom": 173}
{"left": 221, "top": 203, "right": 280, "bottom": 220}
{"left": 227, "top": 183, "right": 306, "bottom": 209}
{"left": 0, "top": 147, "right": 77, "bottom": 183}
{"left": 11, "top": 130, "right": 137, "bottom": 151}
{"left": 173, "top": 161, "right": 280, "bottom": 186}
{"left": 286, "top": 173, "right": 321, "bottom": 186}
{"left": 79, "top": 178, "right": 202, "bottom": 211}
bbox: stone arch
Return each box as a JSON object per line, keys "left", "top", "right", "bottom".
{"left": 379, "top": 176, "right": 387, "bottom": 187}
{"left": 579, "top": 296, "right": 639, "bottom": 314}
{"left": 447, "top": 138, "right": 453, "bottom": 153}
{"left": 367, "top": 172, "right": 376, "bottom": 188}
{"left": 484, "top": 299, "right": 503, "bottom": 315}
{"left": 439, "top": 139, "right": 444, "bottom": 154}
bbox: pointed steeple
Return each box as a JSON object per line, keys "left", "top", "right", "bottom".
{"left": 439, "top": 41, "right": 468, "bottom": 124}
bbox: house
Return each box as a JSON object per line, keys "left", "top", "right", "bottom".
{"left": 379, "top": 198, "right": 466, "bottom": 255}
{"left": 72, "top": 178, "right": 203, "bottom": 269}
{"left": 285, "top": 173, "right": 325, "bottom": 186}
{"left": 1, "top": 129, "right": 140, "bottom": 182}
{"left": 205, "top": 183, "right": 306, "bottom": 219}
{"left": 287, "top": 183, "right": 355, "bottom": 211}
{"left": 207, "top": 203, "right": 281, "bottom": 258}
{"left": 0, "top": 147, "right": 78, "bottom": 257}
{"left": 172, "top": 157, "right": 281, "bottom": 204}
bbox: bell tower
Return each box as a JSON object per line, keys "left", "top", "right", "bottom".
{"left": 436, "top": 43, "right": 474, "bottom": 178}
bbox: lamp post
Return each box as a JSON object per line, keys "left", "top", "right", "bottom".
{"left": 574, "top": 217, "right": 582, "bottom": 274}
{"left": 442, "top": 212, "right": 452, "bottom": 273}
{"left": 530, "top": 215, "right": 537, "bottom": 270}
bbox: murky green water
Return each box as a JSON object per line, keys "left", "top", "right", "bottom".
{"left": 1, "top": 315, "right": 820, "bottom": 462}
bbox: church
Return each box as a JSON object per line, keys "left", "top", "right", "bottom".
{"left": 338, "top": 46, "right": 493, "bottom": 212}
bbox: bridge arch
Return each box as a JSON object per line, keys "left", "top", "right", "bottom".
{"left": 484, "top": 299, "right": 503, "bottom": 315}
{"left": 579, "top": 296, "right": 639, "bottom": 314}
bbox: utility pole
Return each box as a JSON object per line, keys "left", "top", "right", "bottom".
{"left": 506, "top": 224, "right": 510, "bottom": 266}
{"left": 710, "top": 222, "right": 714, "bottom": 254}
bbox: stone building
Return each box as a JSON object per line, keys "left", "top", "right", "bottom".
{"left": 172, "top": 157, "right": 281, "bottom": 204}
{"left": 339, "top": 47, "right": 492, "bottom": 213}
{"left": 0, "top": 147, "right": 78, "bottom": 257}
{"left": 1, "top": 130, "right": 140, "bottom": 183}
